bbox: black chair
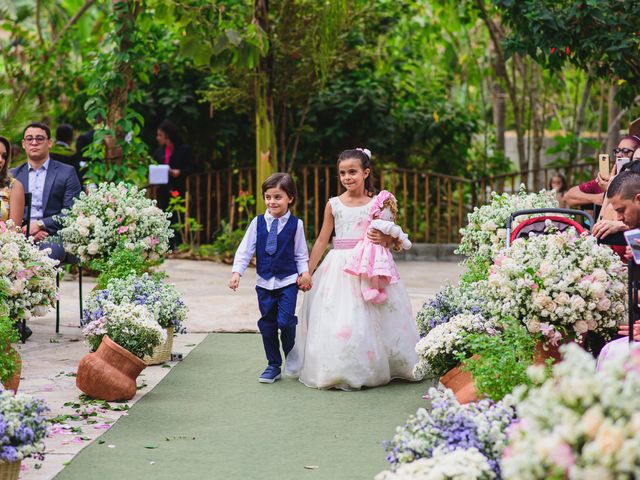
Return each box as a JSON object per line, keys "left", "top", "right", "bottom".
{"left": 22, "top": 192, "right": 83, "bottom": 340}
{"left": 56, "top": 256, "right": 83, "bottom": 334}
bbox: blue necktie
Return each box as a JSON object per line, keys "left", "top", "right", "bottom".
{"left": 265, "top": 219, "right": 278, "bottom": 255}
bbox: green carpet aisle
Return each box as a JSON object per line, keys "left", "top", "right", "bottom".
{"left": 55, "top": 333, "right": 429, "bottom": 480}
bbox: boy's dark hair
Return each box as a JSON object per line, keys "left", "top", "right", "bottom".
{"left": 23, "top": 122, "right": 51, "bottom": 139}
{"left": 607, "top": 171, "right": 640, "bottom": 200}
{"left": 55, "top": 124, "right": 74, "bottom": 144}
{"left": 337, "top": 148, "right": 377, "bottom": 196}
{"left": 261, "top": 173, "right": 297, "bottom": 206}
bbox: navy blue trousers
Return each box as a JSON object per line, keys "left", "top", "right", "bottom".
{"left": 256, "top": 283, "right": 298, "bottom": 368}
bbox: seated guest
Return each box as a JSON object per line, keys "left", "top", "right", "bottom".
{"left": 597, "top": 171, "right": 640, "bottom": 369}
{"left": 591, "top": 135, "right": 640, "bottom": 243}
{"left": 564, "top": 135, "right": 640, "bottom": 209}
{"left": 11, "top": 122, "right": 82, "bottom": 261}
{"left": 549, "top": 173, "right": 568, "bottom": 208}
{"left": 0, "top": 135, "right": 25, "bottom": 226}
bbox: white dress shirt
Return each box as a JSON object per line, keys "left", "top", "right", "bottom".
{"left": 232, "top": 210, "right": 309, "bottom": 290}
{"left": 28, "top": 158, "right": 50, "bottom": 220}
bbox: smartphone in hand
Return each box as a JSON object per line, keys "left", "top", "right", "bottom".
{"left": 599, "top": 154, "right": 610, "bottom": 180}
{"left": 624, "top": 228, "right": 640, "bottom": 265}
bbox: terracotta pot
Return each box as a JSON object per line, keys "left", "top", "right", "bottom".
{"left": 0, "top": 460, "right": 20, "bottom": 480}
{"left": 439, "top": 365, "right": 478, "bottom": 404}
{"left": 533, "top": 340, "right": 563, "bottom": 365}
{"left": 76, "top": 335, "right": 147, "bottom": 401}
{"left": 1, "top": 348, "right": 21, "bottom": 394}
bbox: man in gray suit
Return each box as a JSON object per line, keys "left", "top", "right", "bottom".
{"left": 12, "top": 122, "right": 82, "bottom": 261}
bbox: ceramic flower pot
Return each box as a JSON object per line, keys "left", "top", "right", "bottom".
{"left": 0, "top": 460, "right": 20, "bottom": 480}
{"left": 143, "top": 327, "right": 174, "bottom": 365}
{"left": 439, "top": 365, "right": 478, "bottom": 404}
{"left": 76, "top": 335, "right": 147, "bottom": 401}
{"left": 533, "top": 340, "right": 563, "bottom": 365}
{"left": 1, "top": 348, "right": 21, "bottom": 394}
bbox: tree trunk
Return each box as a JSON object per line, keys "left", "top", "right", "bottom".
{"left": 477, "top": 0, "right": 526, "bottom": 180}
{"left": 606, "top": 84, "right": 621, "bottom": 155}
{"left": 531, "top": 64, "right": 544, "bottom": 191}
{"left": 571, "top": 72, "right": 593, "bottom": 166}
{"left": 254, "top": 0, "right": 277, "bottom": 212}
{"left": 106, "top": 0, "right": 140, "bottom": 165}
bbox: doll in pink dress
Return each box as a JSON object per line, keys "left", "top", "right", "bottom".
{"left": 343, "top": 190, "right": 411, "bottom": 304}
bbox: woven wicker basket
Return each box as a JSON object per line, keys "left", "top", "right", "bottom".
{"left": 0, "top": 461, "right": 20, "bottom": 480}
{"left": 143, "top": 327, "right": 174, "bottom": 365}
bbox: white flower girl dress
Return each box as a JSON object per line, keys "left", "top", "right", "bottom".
{"left": 285, "top": 196, "right": 421, "bottom": 390}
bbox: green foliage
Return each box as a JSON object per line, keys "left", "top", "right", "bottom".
{"left": 210, "top": 220, "right": 246, "bottom": 264}
{"left": 495, "top": 0, "right": 640, "bottom": 106}
{"left": 460, "top": 256, "right": 491, "bottom": 285}
{"left": 82, "top": 4, "right": 162, "bottom": 185}
{"left": 90, "top": 246, "right": 155, "bottom": 290}
{"left": 458, "top": 319, "right": 535, "bottom": 401}
{"left": 0, "top": 315, "right": 20, "bottom": 384}
{"left": 167, "top": 192, "right": 204, "bottom": 252}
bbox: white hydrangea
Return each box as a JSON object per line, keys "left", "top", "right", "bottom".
{"left": 457, "top": 185, "right": 558, "bottom": 266}
{"left": 58, "top": 182, "right": 173, "bottom": 265}
{"left": 0, "top": 221, "right": 58, "bottom": 319}
{"left": 376, "top": 447, "right": 495, "bottom": 480}
{"left": 414, "top": 314, "right": 496, "bottom": 378}
{"left": 502, "top": 344, "right": 640, "bottom": 479}
{"left": 482, "top": 228, "right": 626, "bottom": 342}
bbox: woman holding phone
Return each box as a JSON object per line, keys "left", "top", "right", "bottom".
{"left": 591, "top": 135, "right": 640, "bottom": 242}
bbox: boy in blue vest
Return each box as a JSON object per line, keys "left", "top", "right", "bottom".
{"left": 229, "top": 173, "right": 312, "bottom": 383}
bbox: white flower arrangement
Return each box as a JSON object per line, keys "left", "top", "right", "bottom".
{"left": 0, "top": 388, "right": 49, "bottom": 463}
{"left": 83, "top": 273, "right": 187, "bottom": 331}
{"left": 383, "top": 388, "right": 514, "bottom": 478}
{"left": 82, "top": 302, "right": 167, "bottom": 359}
{"left": 457, "top": 186, "right": 558, "bottom": 266}
{"left": 482, "top": 228, "right": 626, "bottom": 343}
{"left": 414, "top": 313, "right": 496, "bottom": 378}
{"left": 58, "top": 182, "right": 172, "bottom": 265}
{"left": 502, "top": 344, "right": 640, "bottom": 479}
{"left": 0, "top": 221, "right": 58, "bottom": 319}
{"left": 376, "top": 447, "right": 496, "bottom": 480}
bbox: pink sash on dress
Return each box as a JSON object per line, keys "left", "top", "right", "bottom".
{"left": 332, "top": 238, "right": 360, "bottom": 250}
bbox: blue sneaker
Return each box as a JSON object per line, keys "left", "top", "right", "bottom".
{"left": 259, "top": 366, "right": 281, "bottom": 384}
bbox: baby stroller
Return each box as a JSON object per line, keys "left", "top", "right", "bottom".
{"left": 505, "top": 207, "right": 593, "bottom": 248}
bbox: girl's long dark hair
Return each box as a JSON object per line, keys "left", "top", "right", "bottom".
{"left": 337, "top": 149, "right": 377, "bottom": 197}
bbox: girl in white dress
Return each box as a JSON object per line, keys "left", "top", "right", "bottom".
{"left": 285, "top": 148, "right": 422, "bottom": 390}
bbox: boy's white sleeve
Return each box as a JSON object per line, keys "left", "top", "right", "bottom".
{"left": 232, "top": 217, "right": 258, "bottom": 276}
{"left": 294, "top": 219, "right": 310, "bottom": 274}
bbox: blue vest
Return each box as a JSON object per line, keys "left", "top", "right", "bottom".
{"left": 256, "top": 214, "right": 299, "bottom": 279}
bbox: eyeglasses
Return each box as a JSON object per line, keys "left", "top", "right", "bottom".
{"left": 613, "top": 147, "right": 636, "bottom": 156}
{"left": 23, "top": 135, "right": 47, "bottom": 144}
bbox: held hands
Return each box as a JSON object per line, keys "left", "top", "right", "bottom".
{"left": 170, "top": 168, "right": 181, "bottom": 178}
{"left": 298, "top": 272, "right": 312, "bottom": 292}
{"left": 592, "top": 219, "right": 626, "bottom": 240}
{"left": 228, "top": 272, "right": 241, "bottom": 291}
{"left": 618, "top": 320, "right": 640, "bottom": 341}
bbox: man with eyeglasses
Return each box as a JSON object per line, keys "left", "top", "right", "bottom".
{"left": 11, "top": 122, "right": 82, "bottom": 261}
